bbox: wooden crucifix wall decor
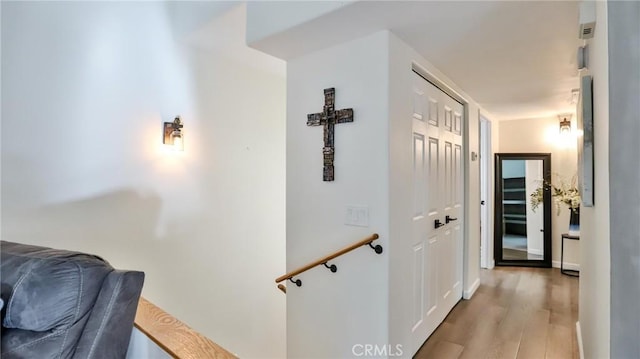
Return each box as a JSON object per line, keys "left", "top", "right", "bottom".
{"left": 307, "top": 88, "right": 354, "bottom": 181}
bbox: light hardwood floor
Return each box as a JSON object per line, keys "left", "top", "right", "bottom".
{"left": 415, "top": 267, "right": 579, "bottom": 359}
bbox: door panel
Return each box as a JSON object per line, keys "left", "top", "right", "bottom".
{"left": 427, "top": 138, "right": 439, "bottom": 216}
{"left": 428, "top": 98, "right": 438, "bottom": 126}
{"left": 445, "top": 141, "right": 453, "bottom": 210}
{"left": 453, "top": 111, "right": 462, "bottom": 135}
{"left": 453, "top": 222, "right": 463, "bottom": 292}
{"left": 413, "top": 90, "right": 424, "bottom": 122}
{"left": 411, "top": 129, "right": 427, "bottom": 336}
{"left": 413, "top": 134, "right": 426, "bottom": 218}
{"left": 412, "top": 242, "right": 425, "bottom": 331}
{"left": 440, "top": 228, "right": 453, "bottom": 301}
{"left": 455, "top": 145, "right": 462, "bottom": 206}
{"left": 444, "top": 106, "right": 453, "bottom": 132}
{"left": 453, "top": 144, "right": 464, "bottom": 297}
{"left": 426, "top": 235, "right": 438, "bottom": 316}
{"left": 411, "top": 79, "right": 430, "bottom": 345}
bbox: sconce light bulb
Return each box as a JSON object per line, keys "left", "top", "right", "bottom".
{"left": 171, "top": 131, "right": 184, "bottom": 151}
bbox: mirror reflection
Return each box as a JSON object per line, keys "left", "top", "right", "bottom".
{"left": 501, "top": 159, "right": 544, "bottom": 260}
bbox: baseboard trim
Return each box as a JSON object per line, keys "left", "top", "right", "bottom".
{"left": 576, "top": 321, "right": 584, "bottom": 359}
{"left": 481, "top": 259, "right": 496, "bottom": 269}
{"left": 552, "top": 260, "right": 580, "bottom": 271}
{"left": 463, "top": 278, "right": 480, "bottom": 300}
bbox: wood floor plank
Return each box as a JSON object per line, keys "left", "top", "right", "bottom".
{"left": 545, "top": 323, "right": 573, "bottom": 359}
{"left": 485, "top": 340, "right": 520, "bottom": 359}
{"left": 458, "top": 305, "right": 507, "bottom": 359}
{"left": 424, "top": 340, "right": 464, "bottom": 359}
{"left": 515, "top": 308, "right": 550, "bottom": 359}
{"left": 415, "top": 322, "right": 456, "bottom": 357}
{"left": 414, "top": 268, "right": 578, "bottom": 359}
{"left": 483, "top": 303, "right": 529, "bottom": 358}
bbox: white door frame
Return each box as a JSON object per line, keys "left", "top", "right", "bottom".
{"left": 480, "top": 114, "right": 494, "bottom": 269}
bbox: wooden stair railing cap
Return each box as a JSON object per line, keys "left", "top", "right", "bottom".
{"left": 134, "top": 297, "right": 237, "bottom": 359}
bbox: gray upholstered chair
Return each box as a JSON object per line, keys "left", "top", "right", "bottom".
{"left": 1, "top": 241, "right": 144, "bottom": 358}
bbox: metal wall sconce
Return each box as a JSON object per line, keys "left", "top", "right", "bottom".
{"left": 559, "top": 115, "right": 572, "bottom": 136}
{"left": 163, "top": 116, "right": 184, "bottom": 151}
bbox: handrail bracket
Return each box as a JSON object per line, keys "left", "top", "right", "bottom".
{"left": 368, "top": 242, "right": 383, "bottom": 254}
{"left": 323, "top": 262, "right": 338, "bottom": 273}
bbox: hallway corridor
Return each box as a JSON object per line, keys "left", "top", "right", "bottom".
{"left": 415, "top": 267, "right": 579, "bottom": 359}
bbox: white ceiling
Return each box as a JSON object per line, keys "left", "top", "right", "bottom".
{"left": 244, "top": 1, "right": 582, "bottom": 121}
{"left": 387, "top": 1, "right": 581, "bottom": 120}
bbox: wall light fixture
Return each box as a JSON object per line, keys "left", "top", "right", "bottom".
{"left": 163, "top": 116, "right": 184, "bottom": 151}
{"left": 559, "top": 114, "right": 572, "bottom": 136}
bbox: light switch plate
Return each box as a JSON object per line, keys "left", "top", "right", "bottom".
{"left": 345, "top": 205, "right": 369, "bottom": 227}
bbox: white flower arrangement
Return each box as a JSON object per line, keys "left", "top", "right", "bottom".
{"left": 531, "top": 174, "right": 581, "bottom": 215}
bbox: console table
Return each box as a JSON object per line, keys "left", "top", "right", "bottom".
{"left": 561, "top": 233, "right": 580, "bottom": 277}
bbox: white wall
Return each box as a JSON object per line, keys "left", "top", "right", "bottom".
{"left": 579, "top": 1, "right": 610, "bottom": 357}
{"left": 1, "top": 3, "right": 286, "bottom": 358}
{"left": 498, "top": 117, "right": 580, "bottom": 267}
{"left": 286, "top": 31, "right": 390, "bottom": 358}
{"left": 608, "top": 1, "right": 640, "bottom": 357}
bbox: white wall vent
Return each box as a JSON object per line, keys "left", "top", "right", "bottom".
{"left": 580, "top": 22, "right": 596, "bottom": 39}
{"left": 579, "top": 1, "right": 596, "bottom": 39}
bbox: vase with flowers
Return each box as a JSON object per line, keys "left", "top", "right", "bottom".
{"left": 530, "top": 174, "right": 581, "bottom": 235}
